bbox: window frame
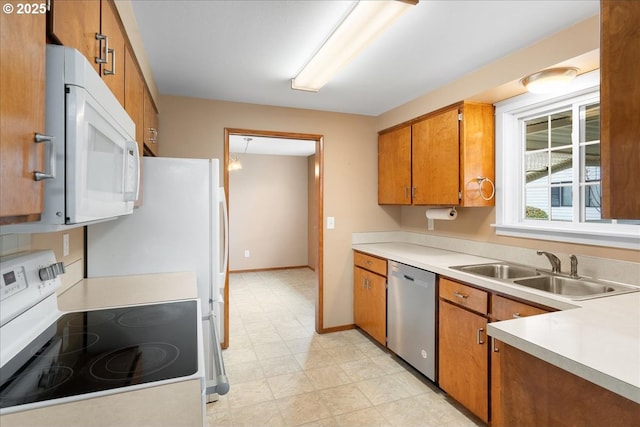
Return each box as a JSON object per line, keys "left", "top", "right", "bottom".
{"left": 494, "top": 70, "right": 639, "bottom": 250}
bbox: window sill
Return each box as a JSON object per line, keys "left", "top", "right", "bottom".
{"left": 492, "top": 223, "right": 640, "bottom": 250}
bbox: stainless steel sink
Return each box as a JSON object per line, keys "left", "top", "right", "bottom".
{"left": 452, "top": 263, "right": 540, "bottom": 279}
{"left": 513, "top": 276, "right": 637, "bottom": 299}
{"left": 451, "top": 262, "right": 639, "bottom": 300}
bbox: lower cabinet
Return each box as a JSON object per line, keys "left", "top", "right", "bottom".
{"left": 495, "top": 342, "right": 639, "bottom": 427}
{"left": 353, "top": 251, "right": 387, "bottom": 346}
{"left": 438, "top": 278, "right": 489, "bottom": 423}
{"left": 490, "top": 294, "right": 550, "bottom": 426}
{"left": 438, "top": 278, "right": 556, "bottom": 425}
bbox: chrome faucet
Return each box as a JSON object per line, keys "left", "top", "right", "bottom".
{"left": 537, "top": 251, "right": 561, "bottom": 273}
{"left": 569, "top": 254, "right": 579, "bottom": 278}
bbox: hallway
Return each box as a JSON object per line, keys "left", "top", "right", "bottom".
{"left": 208, "top": 268, "right": 481, "bottom": 426}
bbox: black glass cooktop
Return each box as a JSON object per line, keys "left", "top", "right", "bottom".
{"left": 0, "top": 300, "right": 198, "bottom": 410}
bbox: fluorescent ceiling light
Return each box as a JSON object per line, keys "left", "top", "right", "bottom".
{"left": 292, "top": 0, "right": 417, "bottom": 92}
{"left": 520, "top": 67, "right": 579, "bottom": 94}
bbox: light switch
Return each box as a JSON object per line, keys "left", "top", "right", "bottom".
{"left": 327, "top": 216, "right": 335, "bottom": 229}
{"left": 62, "top": 234, "right": 70, "bottom": 257}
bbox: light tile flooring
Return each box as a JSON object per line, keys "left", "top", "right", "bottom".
{"left": 207, "top": 268, "right": 482, "bottom": 427}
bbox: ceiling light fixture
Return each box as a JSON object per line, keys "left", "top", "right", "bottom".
{"left": 520, "top": 67, "right": 579, "bottom": 94}
{"left": 228, "top": 154, "right": 242, "bottom": 171}
{"left": 291, "top": 0, "right": 417, "bottom": 92}
{"left": 228, "top": 137, "right": 252, "bottom": 171}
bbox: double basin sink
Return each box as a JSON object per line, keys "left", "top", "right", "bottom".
{"left": 450, "top": 262, "right": 639, "bottom": 300}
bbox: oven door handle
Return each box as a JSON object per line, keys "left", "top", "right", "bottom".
{"left": 205, "top": 312, "right": 229, "bottom": 395}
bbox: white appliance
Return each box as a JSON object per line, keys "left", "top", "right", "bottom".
{"left": 1, "top": 45, "right": 139, "bottom": 235}
{"left": 0, "top": 250, "right": 206, "bottom": 421}
{"left": 86, "top": 157, "right": 229, "bottom": 399}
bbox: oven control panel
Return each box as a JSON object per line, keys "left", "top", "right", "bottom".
{"left": 1, "top": 265, "right": 28, "bottom": 301}
{"left": 0, "top": 250, "right": 63, "bottom": 326}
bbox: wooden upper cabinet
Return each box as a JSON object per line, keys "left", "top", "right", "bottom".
{"left": 378, "top": 125, "right": 411, "bottom": 204}
{"left": 600, "top": 0, "right": 640, "bottom": 219}
{"left": 99, "top": 0, "right": 126, "bottom": 106}
{"left": 0, "top": 3, "right": 46, "bottom": 224}
{"left": 143, "top": 89, "right": 159, "bottom": 156}
{"left": 458, "top": 102, "right": 495, "bottom": 207}
{"left": 378, "top": 101, "right": 494, "bottom": 207}
{"left": 124, "top": 47, "right": 144, "bottom": 155}
{"left": 49, "top": 0, "right": 126, "bottom": 106}
{"left": 48, "top": 0, "right": 101, "bottom": 75}
{"left": 412, "top": 107, "right": 460, "bottom": 205}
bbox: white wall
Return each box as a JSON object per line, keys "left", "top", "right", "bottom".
{"left": 229, "top": 154, "right": 309, "bottom": 271}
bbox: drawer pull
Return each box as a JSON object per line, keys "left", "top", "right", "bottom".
{"left": 513, "top": 312, "right": 521, "bottom": 319}
{"left": 365, "top": 260, "right": 373, "bottom": 265}
{"left": 477, "top": 327, "right": 485, "bottom": 345}
{"left": 454, "top": 291, "right": 469, "bottom": 299}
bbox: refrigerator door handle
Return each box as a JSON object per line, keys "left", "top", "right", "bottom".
{"left": 205, "top": 312, "right": 229, "bottom": 395}
{"left": 220, "top": 187, "right": 229, "bottom": 283}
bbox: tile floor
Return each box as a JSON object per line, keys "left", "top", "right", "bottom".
{"left": 207, "top": 268, "right": 483, "bottom": 427}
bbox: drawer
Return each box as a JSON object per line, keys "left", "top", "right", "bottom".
{"left": 354, "top": 251, "right": 387, "bottom": 277}
{"left": 492, "top": 294, "right": 550, "bottom": 321}
{"left": 439, "top": 277, "right": 488, "bottom": 315}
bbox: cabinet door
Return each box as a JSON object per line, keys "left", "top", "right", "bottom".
{"left": 439, "top": 300, "right": 489, "bottom": 423}
{"left": 459, "top": 102, "right": 495, "bottom": 207}
{"left": 497, "top": 342, "right": 639, "bottom": 427}
{"left": 353, "top": 267, "right": 386, "bottom": 345}
{"left": 124, "top": 47, "right": 144, "bottom": 157}
{"left": 412, "top": 108, "right": 460, "bottom": 205}
{"left": 378, "top": 126, "right": 411, "bottom": 205}
{"left": 0, "top": 4, "right": 46, "bottom": 223}
{"left": 490, "top": 338, "right": 503, "bottom": 427}
{"left": 49, "top": 0, "right": 101, "bottom": 75}
{"left": 143, "top": 89, "right": 159, "bottom": 156}
{"left": 100, "top": 0, "right": 126, "bottom": 106}
{"left": 601, "top": 0, "right": 640, "bottom": 219}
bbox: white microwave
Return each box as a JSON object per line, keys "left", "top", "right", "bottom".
{"left": 1, "top": 45, "right": 139, "bottom": 234}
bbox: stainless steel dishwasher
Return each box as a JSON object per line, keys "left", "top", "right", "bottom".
{"left": 387, "top": 260, "right": 437, "bottom": 382}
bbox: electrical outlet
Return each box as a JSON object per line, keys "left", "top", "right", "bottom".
{"left": 62, "top": 233, "right": 70, "bottom": 257}
{"left": 244, "top": 249, "right": 250, "bottom": 258}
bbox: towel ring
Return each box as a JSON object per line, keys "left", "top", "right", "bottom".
{"left": 476, "top": 177, "right": 495, "bottom": 201}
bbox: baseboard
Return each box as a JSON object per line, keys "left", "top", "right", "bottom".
{"left": 229, "top": 265, "right": 313, "bottom": 274}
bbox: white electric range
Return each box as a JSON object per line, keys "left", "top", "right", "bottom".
{"left": 0, "top": 251, "right": 206, "bottom": 426}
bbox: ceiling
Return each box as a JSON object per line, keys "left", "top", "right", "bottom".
{"left": 130, "top": 0, "right": 599, "bottom": 118}
{"left": 228, "top": 135, "right": 316, "bottom": 156}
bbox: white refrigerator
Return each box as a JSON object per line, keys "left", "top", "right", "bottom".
{"left": 87, "top": 156, "right": 229, "bottom": 399}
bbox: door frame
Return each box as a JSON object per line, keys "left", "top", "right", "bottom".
{"left": 223, "top": 128, "right": 324, "bottom": 348}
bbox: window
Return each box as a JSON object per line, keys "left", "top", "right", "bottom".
{"left": 494, "top": 70, "right": 639, "bottom": 249}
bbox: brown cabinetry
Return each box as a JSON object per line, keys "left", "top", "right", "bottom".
{"left": 438, "top": 279, "right": 554, "bottom": 425}
{"left": 49, "top": 0, "right": 126, "bottom": 106}
{"left": 143, "top": 89, "right": 159, "bottom": 156}
{"left": 124, "top": 47, "right": 144, "bottom": 156}
{"left": 601, "top": 0, "right": 640, "bottom": 219}
{"left": 495, "top": 342, "right": 639, "bottom": 427}
{"left": 378, "top": 125, "right": 411, "bottom": 204}
{"left": 438, "top": 278, "right": 489, "bottom": 423}
{"left": 0, "top": 3, "right": 47, "bottom": 224}
{"left": 378, "top": 101, "right": 494, "bottom": 207}
{"left": 490, "top": 295, "right": 550, "bottom": 427}
{"left": 353, "top": 251, "right": 387, "bottom": 345}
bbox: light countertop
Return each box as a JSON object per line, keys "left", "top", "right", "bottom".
{"left": 352, "top": 242, "right": 640, "bottom": 404}
{"left": 57, "top": 271, "right": 198, "bottom": 311}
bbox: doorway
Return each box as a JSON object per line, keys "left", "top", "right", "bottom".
{"left": 223, "top": 128, "right": 324, "bottom": 349}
